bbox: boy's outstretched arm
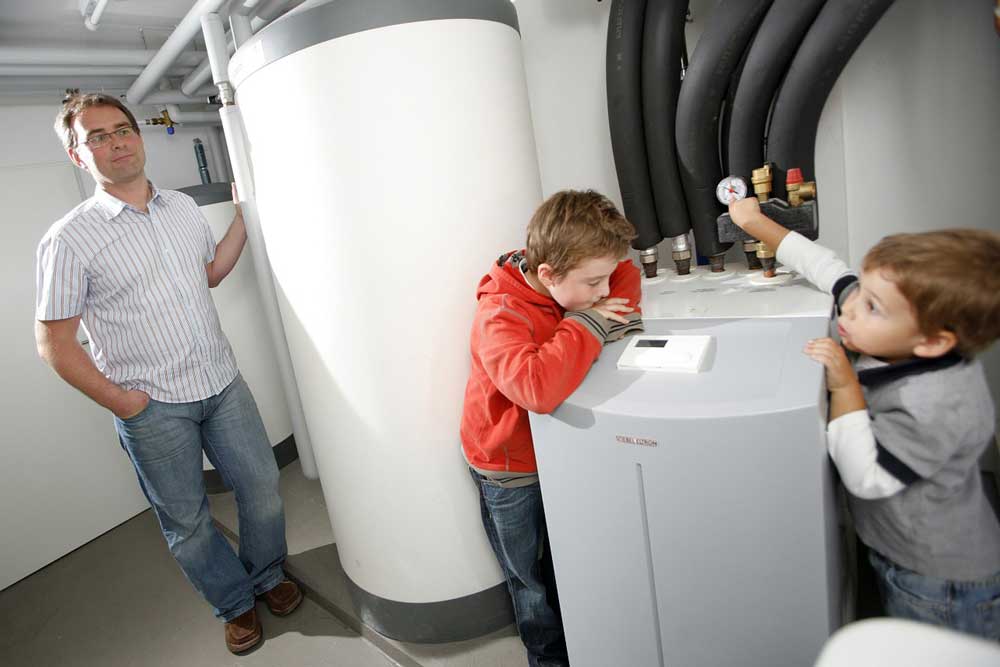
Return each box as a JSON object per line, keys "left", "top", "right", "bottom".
{"left": 728, "top": 198, "right": 790, "bottom": 250}
{"left": 731, "top": 198, "right": 853, "bottom": 295}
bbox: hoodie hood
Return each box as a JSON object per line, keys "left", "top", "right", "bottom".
{"left": 477, "top": 250, "right": 560, "bottom": 309}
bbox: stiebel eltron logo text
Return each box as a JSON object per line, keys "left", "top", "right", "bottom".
{"left": 616, "top": 435, "right": 658, "bottom": 448}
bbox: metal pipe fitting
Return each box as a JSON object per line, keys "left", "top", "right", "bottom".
{"left": 669, "top": 234, "right": 691, "bottom": 275}
{"left": 639, "top": 247, "right": 659, "bottom": 279}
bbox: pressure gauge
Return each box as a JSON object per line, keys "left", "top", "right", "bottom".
{"left": 716, "top": 175, "right": 747, "bottom": 205}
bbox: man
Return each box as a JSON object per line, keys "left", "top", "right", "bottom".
{"left": 35, "top": 92, "right": 301, "bottom": 654}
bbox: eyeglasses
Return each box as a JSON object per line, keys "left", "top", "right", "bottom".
{"left": 81, "top": 125, "right": 136, "bottom": 149}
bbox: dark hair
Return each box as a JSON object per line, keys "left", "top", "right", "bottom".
{"left": 54, "top": 91, "right": 140, "bottom": 150}
{"left": 525, "top": 190, "right": 636, "bottom": 277}
{"left": 863, "top": 228, "right": 1000, "bottom": 356}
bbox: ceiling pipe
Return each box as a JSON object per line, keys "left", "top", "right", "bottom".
{"left": 255, "top": 0, "right": 304, "bottom": 22}
{"left": 142, "top": 87, "right": 218, "bottom": 104}
{"left": 125, "top": 0, "right": 228, "bottom": 105}
{"left": 0, "top": 47, "right": 207, "bottom": 67}
{"left": 180, "top": 0, "right": 301, "bottom": 97}
{"left": 83, "top": 0, "right": 111, "bottom": 31}
{"left": 181, "top": 44, "right": 236, "bottom": 96}
{"left": 0, "top": 65, "right": 193, "bottom": 77}
{"left": 230, "top": 14, "right": 254, "bottom": 47}
{"left": 165, "top": 104, "right": 222, "bottom": 124}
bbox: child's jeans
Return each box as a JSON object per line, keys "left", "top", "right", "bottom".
{"left": 869, "top": 549, "right": 1000, "bottom": 641}
{"left": 470, "top": 469, "right": 569, "bottom": 667}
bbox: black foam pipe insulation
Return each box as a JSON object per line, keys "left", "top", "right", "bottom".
{"left": 641, "top": 0, "right": 691, "bottom": 240}
{"left": 725, "top": 0, "right": 827, "bottom": 185}
{"left": 607, "top": 0, "right": 663, "bottom": 251}
{"left": 675, "top": 0, "right": 774, "bottom": 259}
{"left": 766, "top": 0, "right": 896, "bottom": 201}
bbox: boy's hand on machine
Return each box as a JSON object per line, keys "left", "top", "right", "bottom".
{"left": 804, "top": 338, "right": 858, "bottom": 392}
{"left": 592, "top": 297, "right": 633, "bottom": 325}
{"left": 728, "top": 197, "right": 762, "bottom": 230}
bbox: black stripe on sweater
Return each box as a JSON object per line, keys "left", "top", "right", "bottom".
{"left": 875, "top": 441, "right": 922, "bottom": 486}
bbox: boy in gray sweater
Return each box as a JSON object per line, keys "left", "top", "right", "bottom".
{"left": 730, "top": 197, "right": 1000, "bottom": 640}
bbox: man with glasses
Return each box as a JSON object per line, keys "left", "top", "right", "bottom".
{"left": 34, "top": 92, "right": 301, "bottom": 654}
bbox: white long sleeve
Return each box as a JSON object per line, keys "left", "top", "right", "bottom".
{"left": 775, "top": 232, "right": 853, "bottom": 294}
{"left": 827, "top": 410, "right": 905, "bottom": 499}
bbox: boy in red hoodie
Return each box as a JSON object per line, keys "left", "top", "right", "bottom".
{"left": 461, "top": 190, "right": 643, "bottom": 666}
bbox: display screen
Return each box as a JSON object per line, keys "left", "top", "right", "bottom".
{"left": 636, "top": 339, "right": 668, "bottom": 348}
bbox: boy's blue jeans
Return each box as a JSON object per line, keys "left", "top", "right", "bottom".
{"left": 470, "top": 469, "right": 569, "bottom": 667}
{"left": 114, "top": 374, "right": 287, "bottom": 622}
{"left": 869, "top": 549, "right": 1000, "bottom": 641}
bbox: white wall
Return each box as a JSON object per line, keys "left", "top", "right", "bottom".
{"left": 515, "top": 0, "right": 999, "bottom": 426}
{"left": 0, "top": 101, "right": 232, "bottom": 591}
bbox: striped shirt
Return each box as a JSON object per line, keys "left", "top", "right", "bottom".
{"left": 35, "top": 184, "right": 238, "bottom": 403}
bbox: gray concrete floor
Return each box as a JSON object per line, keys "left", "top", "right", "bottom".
{"left": 0, "top": 506, "right": 395, "bottom": 667}
{"left": 0, "top": 460, "right": 527, "bottom": 667}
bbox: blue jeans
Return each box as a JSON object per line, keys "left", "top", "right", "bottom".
{"left": 470, "top": 469, "right": 569, "bottom": 667}
{"left": 115, "top": 374, "right": 287, "bottom": 622}
{"left": 869, "top": 549, "right": 1000, "bottom": 641}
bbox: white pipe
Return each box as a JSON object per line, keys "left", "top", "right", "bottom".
{"left": 254, "top": 0, "right": 302, "bottom": 22}
{"left": 83, "top": 0, "right": 111, "bottom": 31}
{"left": 0, "top": 47, "right": 207, "bottom": 67}
{"left": 201, "top": 14, "right": 231, "bottom": 88}
{"left": 181, "top": 43, "right": 236, "bottom": 96}
{"left": 126, "top": 0, "right": 228, "bottom": 105}
{"left": 230, "top": 14, "right": 254, "bottom": 47}
{"left": 218, "top": 106, "right": 319, "bottom": 479}
{"left": 203, "top": 13, "right": 319, "bottom": 479}
{"left": 231, "top": 0, "right": 261, "bottom": 16}
{"left": 165, "top": 105, "right": 222, "bottom": 124}
{"left": 142, "top": 87, "right": 218, "bottom": 105}
{"left": 0, "top": 65, "right": 193, "bottom": 77}
{"left": 181, "top": 0, "right": 294, "bottom": 97}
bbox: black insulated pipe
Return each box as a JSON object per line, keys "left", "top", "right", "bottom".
{"left": 193, "top": 138, "right": 212, "bottom": 185}
{"left": 607, "top": 0, "right": 663, "bottom": 254}
{"left": 725, "top": 0, "right": 827, "bottom": 185}
{"left": 641, "top": 0, "right": 691, "bottom": 241}
{"left": 766, "top": 0, "right": 896, "bottom": 200}
{"left": 675, "top": 0, "right": 773, "bottom": 260}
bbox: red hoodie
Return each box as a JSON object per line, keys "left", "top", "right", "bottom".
{"left": 460, "top": 251, "right": 642, "bottom": 473}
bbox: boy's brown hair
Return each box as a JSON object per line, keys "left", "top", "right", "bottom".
{"left": 863, "top": 228, "right": 1000, "bottom": 356}
{"left": 54, "top": 91, "right": 140, "bottom": 150}
{"left": 525, "top": 189, "right": 636, "bottom": 277}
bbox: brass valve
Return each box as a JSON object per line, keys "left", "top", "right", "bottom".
{"left": 785, "top": 167, "right": 817, "bottom": 207}
{"left": 145, "top": 109, "right": 176, "bottom": 132}
{"left": 755, "top": 242, "right": 777, "bottom": 278}
{"left": 751, "top": 164, "right": 772, "bottom": 202}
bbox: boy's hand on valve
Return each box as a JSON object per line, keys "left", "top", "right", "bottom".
{"left": 592, "top": 297, "right": 633, "bottom": 325}
{"left": 804, "top": 338, "right": 858, "bottom": 392}
{"left": 728, "top": 197, "right": 761, "bottom": 230}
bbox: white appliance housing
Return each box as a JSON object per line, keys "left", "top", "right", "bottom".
{"left": 530, "top": 266, "right": 847, "bottom": 666}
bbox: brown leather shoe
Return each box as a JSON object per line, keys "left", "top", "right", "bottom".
{"left": 224, "top": 607, "right": 262, "bottom": 654}
{"left": 261, "top": 579, "right": 303, "bottom": 616}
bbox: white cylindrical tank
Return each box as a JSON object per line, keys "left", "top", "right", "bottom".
{"left": 229, "top": 0, "right": 542, "bottom": 641}
{"left": 179, "top": 183, "right": 294, "bottom": 482}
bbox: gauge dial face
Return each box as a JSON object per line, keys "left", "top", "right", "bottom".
{"left": 716, "top": 176, "right": 748, "bottom": 205}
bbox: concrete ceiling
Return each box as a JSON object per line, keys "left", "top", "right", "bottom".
{"left": 0, "top": 0, "right": 194, "bottom": 50}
